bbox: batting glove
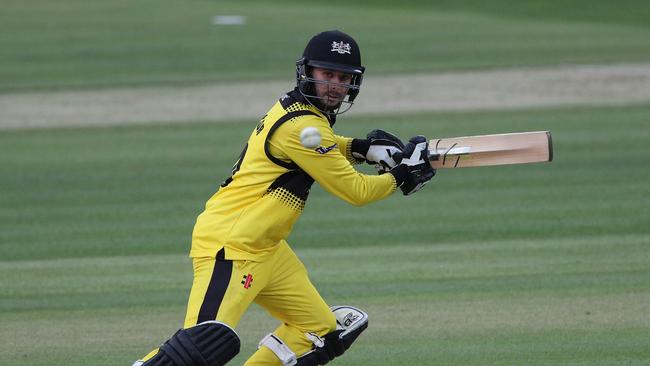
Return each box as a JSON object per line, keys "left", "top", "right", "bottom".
{"left": 390, "top": 136, "right": 436, "bottom": 195}
{"left": 351, "top": 129, "right": 405, "bottom": 174}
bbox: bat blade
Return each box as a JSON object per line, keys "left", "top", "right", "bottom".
{"left": 428, "top": 131, "right": 552, "bottom": 168}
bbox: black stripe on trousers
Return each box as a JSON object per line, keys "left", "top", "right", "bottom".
{"left": 197, "top": 249, "right": 233, "bottom": 323}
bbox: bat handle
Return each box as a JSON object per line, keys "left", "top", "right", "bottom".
{"left": 428, "top": 152, "right": 440, "bottom": 161}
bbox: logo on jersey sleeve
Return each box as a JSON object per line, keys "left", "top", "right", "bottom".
{"left": 315, "top": 144, "right": 337, "bottom": 154}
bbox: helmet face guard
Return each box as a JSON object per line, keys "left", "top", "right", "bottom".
{"left": 295, "top": 30, "right": 365, "bottom": 115}
{"left": 296, "top": 58, "right": 364, "bottom": 115}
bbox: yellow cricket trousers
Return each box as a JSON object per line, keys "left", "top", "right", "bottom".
{"left": 142, "top": 240, "right": 336, "bottom": 365}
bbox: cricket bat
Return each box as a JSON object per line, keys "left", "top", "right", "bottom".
{"left": 428, "top": 131, "right": 553, "bottom": 168}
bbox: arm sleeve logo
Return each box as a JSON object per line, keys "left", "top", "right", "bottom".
{"left": 315, "top": 143, "right": 337, "bottom": 154}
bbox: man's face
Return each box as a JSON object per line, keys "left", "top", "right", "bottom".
{"left": 311, "top": 67, "right": 353, "bottom": 108}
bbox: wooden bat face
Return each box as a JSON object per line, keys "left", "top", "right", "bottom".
{"left": 428, "top": 131, "right": 553, "bottom": 168}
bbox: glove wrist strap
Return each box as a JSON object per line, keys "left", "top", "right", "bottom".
{"left": 388, "top": 165, "right": 408, "bottom": 186}
{"left": 351, "top": 138, "right": 371, "bottom": 156}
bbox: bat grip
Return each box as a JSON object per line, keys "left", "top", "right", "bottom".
{"left": 428, "top": 152, "right": 440, "bottom": 161}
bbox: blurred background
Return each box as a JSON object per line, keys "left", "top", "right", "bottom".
{"left": 1, "top": 1, "right": 649, "bottom": 365}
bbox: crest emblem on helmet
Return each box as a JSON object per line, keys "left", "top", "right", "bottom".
{"left": 331, "top": 41, "right": 351, "bottom": 55}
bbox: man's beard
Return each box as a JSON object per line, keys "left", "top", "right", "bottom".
{"left": 319, "top": 92, "right": 344, "bottom": 111}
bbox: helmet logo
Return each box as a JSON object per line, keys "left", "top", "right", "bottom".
{"left": 331, "top": 41, "right": 351, "bottom": 55}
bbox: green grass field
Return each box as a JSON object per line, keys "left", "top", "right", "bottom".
{"left": 1, "top": 0, "right": 649, "bottom": 91}
{"left": 1, "top": 0, "right": 650, "bottom": 365}
{"left": 2, "top": 105, "right": 649, "bottom": 365}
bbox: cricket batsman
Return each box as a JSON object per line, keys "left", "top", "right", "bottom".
{"left": 133, "top": 30, "right": 435, "bottom": 366}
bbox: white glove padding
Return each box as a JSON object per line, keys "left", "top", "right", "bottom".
{"left": 366, "top": 144, "right": 402, "bottom": 173}
{"left": 400, "top": 138, "right": 428, "bottom": 165}
{"left": 393, "top": 136, "right": 436, "bottom": 195}
{"left": 351, "top": 129, "right": 405, "bottom": 174}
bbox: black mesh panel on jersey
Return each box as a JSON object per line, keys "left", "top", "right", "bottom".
{"left": 266, "top": 170, "right": 315, "bottom": 211}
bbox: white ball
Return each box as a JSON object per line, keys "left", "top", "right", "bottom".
{"left": 300, "top": 127, "right": 322, "bottom": 149}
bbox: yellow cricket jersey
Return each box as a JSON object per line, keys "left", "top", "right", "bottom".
{"left": 190, "top": 89, "right": 397, "bottom": 261}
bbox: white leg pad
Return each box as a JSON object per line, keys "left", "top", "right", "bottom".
{"left": 330, "top": 305, "right": 368, "bottom": 338}
{"left": 259, "top": 333, "right": 298, "bottom": 366}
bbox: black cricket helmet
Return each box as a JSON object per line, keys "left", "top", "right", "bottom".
{"left": 296, "top": 30, "right": 365, "bottom": 115}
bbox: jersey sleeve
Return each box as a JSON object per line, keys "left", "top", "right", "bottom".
{"left": 269, "top": 117, "right": 397, "bottom": 206}
{"left": 333, "top": 134, "right": 361, "bottom": 164}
